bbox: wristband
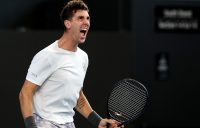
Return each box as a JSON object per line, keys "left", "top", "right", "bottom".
{"left": 24, "top": 116, "right": 37, "bottom": 128}
{"left": 87, "top": 111, "right": 102, "bottom": 127}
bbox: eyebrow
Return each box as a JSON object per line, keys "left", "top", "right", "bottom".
{"left": 77, "top": 15, "right": 90, "bottom": 19}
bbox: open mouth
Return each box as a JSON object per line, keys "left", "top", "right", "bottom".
{"left": 80, "top": 28, "right": 87, "bottom": 36}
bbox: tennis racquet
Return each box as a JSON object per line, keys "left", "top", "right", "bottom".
{"left": 107, "top": 78, "right": 149, "bottom": 127}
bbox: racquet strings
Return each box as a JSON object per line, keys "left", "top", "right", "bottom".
{"left": 108, "top": 79, "right": 148, "bottom": 123}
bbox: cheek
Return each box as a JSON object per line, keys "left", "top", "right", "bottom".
{"left": 71, "top": 23, "right": 80, "bottom": 31}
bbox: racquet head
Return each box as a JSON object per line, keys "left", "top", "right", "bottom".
{"left": 107, "top": 78, "right": 149, "bottom": 126}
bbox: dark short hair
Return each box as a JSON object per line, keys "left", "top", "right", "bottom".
{"left": 60, "top": 0, "right": 89, "bottom": 30}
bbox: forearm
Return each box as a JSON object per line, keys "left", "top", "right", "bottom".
{"left": 19, "top": 80, "right": 38, "bottom": 128}
{"left": 19, "top": 91, "right": 34, "bottom": 118}
{"left": 19, "top": 80, "right": 38, "bottom": 118}
{"left": 19, "top": 91, "right": 37, "bottom": 128}
{"left": 75, "top": 90, "right": 103, "bottom": 127}
{"left": 75, "top": 90, "right": 93, "bottom": 118}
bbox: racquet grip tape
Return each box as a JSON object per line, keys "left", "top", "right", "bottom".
{"left": 88, "top": 111, "right": 102, "bottom": 127}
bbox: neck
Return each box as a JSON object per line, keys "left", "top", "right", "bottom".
{"left": 58, "top": 32, "right": 78, "bottom": 52}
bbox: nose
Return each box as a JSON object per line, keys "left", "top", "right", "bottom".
{"left": 84, "top": 18, "right": 90, "bottom": 27}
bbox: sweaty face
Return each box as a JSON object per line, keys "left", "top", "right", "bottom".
{"left": 68, "top": 10, "right": 90, "bottom": 44}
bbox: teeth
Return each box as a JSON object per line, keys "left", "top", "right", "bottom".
{"left": 80, "top": 26, "right": 88, "bottom": 36}
{"left": 81, "top": 28, "right": 87, "bottom": 31}
{"left": 80, "top": 28, "right": 87, "bottom": 35}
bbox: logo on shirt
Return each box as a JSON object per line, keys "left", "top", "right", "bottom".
{"left": 31, "top": 72, "right": 37, "bottom": 78}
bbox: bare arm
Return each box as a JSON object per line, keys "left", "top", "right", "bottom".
{"left": 19, "top": 80, "right": 38, "bottom": 119}
{"left": 75, "top": 89, "right": 120, "bottom": 128}
{"left": 75, "top": 89, "right": 93, "bottom": 118}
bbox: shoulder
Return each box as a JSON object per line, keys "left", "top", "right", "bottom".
{"left": 31, "top": 42, "right": 56, "bottom": 64}
{"left": 77, "top": 47, "right": 88, "bottom": 58}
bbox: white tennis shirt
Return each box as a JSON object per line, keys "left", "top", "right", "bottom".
{"left": 26, "top": 40, "right": 88, "bottom": 124}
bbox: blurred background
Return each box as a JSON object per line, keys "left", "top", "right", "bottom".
{"left": 1, "top": 0, "right": 200, "bottom": 127}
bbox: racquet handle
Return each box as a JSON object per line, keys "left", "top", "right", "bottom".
{"left": 117, "top": 120, "right": 129, "bottom": 127}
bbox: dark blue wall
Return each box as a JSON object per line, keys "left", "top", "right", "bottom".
{"left": 131, "top": 0, "right": 200, "bottom": 127}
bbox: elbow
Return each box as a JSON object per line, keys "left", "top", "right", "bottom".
{"left": 19, "top": 90, "right": 24, "bottom": 103}
{"left": 19, "top": 89, "right": 28, "bottom": 104}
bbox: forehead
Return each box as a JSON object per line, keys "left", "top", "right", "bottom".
{"left": 73, "top": 10, "right": 90, "bottom": 17}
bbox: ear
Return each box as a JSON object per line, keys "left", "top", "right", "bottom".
{"left": 64, "top": 20, "right": 71, "bottom": 29}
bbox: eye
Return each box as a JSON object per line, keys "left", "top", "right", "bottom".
{"left": 78, "top": 16, "right": 84, "bottom": 20}
{"left": 87, "top": 16, "right": 90, "bottom": 21}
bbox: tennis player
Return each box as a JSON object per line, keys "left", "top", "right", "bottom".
{"left": 19, "top": 0, "right": 120, "bottom": 128}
